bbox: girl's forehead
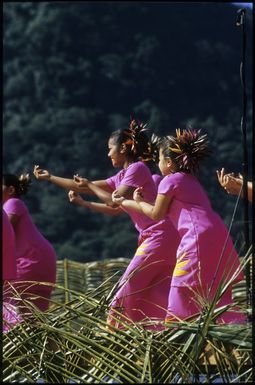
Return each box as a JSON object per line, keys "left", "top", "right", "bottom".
{"left": 108, "top": 137, "right": 117, "bottom": 146}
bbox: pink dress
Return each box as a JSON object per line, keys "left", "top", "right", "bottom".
{"left": 106, "top": 161, "right": 179, "bottom": 328}
{"left": 3, "top": 198, "right": 57, "bottom": 312}
{"left": 2, "top": 209, "right": 23, "bottom": 332}
{"left": 158, "top": 172, "right": 245, "bottom": 323}
{"left": 2, "top": 208, "right": 16, "bottom": 281}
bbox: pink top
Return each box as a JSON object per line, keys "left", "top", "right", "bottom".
{"left": 106, "top": 161, "right": 159, "bottom": 233}
{"left": 2, "top": 209, "right": 17, "bottom": 280}
{"left": 158, "top": 172, "right": 243, "bottom": 287}
{"left": 3, "top": 198, "right": 56, "bottom": 283}
{"left": 152, "top": 174, "right": 162, "bottom": 189}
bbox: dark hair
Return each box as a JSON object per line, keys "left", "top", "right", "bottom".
{"left": 160, "top": 128, "right": 211, "bottom": 174}
{"left": 109, "top": 118, "right": 151, "bottom": 161}
{"left": 3, "top": 173, "right": 32, "bottom": 196}
{"left": 141, "top": 133, "right": 162, "bottom": 173}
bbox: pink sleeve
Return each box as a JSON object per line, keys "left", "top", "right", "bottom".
{"left": 106, "top": 175, "right": 117, "bottom": 190}
{"left": 158, "top": 175, "right": 177, "bottom": 199}
{"left": 121, "top": 162, "right": 148, "bottom": 187}
{"left": 3, "top": 198, "right": 27, "bottom": 217}
{"left": 152, "top": 174, "right": 162, "bottom": 188}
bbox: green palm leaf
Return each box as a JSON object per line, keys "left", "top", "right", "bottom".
{"left": 2, "top": 250, "right": 252, "bottom": 383}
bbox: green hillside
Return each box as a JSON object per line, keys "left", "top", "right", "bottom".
{"left": 3, "top": 2, "right": 253, "bottom": 262}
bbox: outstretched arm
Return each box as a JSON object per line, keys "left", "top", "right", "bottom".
{"left": 33, "top": 165, "right": 91, "bottom": 192}
{"left": 68, "top": 191, "right": 123, "bottom": 216}
{"left": 33, "top": 165, "right": 109, "bottom": 195}
{"left": 112, "top": 187, "right": 171, "bottom": 221}
{"left": 74, "top": 176, "right": 137, "bottom": 207}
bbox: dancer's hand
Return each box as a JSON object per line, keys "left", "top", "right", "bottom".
{"left": 112, "top": 190, "right": 125, "bottom": 205}
{"left": 73, "top": 174, "right": 89, "bottom": 187}
{"left": 224, "top": 174, "right": 243, "bottom": 195}
{"left": 133, "top": 187, "right": 144, "bottom": 202}
{"left": 216, "top": 168, "right": 242, "bottom": 195}
{"left": 33, "top": 165, "right": 51, "bottom": 180}
{"left": 216, "top": 168, "right": 233, "bottom": 189}
{"left": 68, "top": 190, "right": 84, "bottom": 205}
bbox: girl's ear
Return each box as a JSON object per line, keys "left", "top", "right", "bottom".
{"left": 166, "top": 158, "right": 172, "bottom": 168}
{"left": 120, "top": 143, "right": 127, "bottom": 154}
{"left": 166, "top": 158, "right": 175, "bottom": 172}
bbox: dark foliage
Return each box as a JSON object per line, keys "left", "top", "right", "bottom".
{"left": 3, "top": 2, "right": 252, "bottom": 261}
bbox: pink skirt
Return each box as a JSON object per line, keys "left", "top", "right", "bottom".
{"left": 107, "top": 228, "right": 178, "bottom": 329}
{"left": 166, "top": 286, "right": 246, "bottom": 324}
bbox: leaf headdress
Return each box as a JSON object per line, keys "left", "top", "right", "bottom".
{"left": 141, "top": 133, "right": 161, "bottom": 163}
{"left": 123, "top": 118, "right": 149, "bottom": 156}
{"left": 167, "top": 128, "right": 211, "bottom": 173}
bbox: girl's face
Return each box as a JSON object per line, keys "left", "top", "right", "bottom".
{"left": 107, "top": 138, "right": 126, "bottom": 168}
{"left": 158, "top": 148, "right": 171, "bottom": 176}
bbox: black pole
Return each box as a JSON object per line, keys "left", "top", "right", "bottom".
{"left": 236, "top": 8, "right": 251, "bottom": 318}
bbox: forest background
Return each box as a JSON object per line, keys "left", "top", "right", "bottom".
{"left": 3, "top": 2, "right": 253, "bottom": 263}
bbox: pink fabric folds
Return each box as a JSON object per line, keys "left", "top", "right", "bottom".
{"left": 158, "top": 172, "right": 245, "bottom": 324}
{"left": 3, "top": 198, "right": 57, "bottom": 312}
{"left": 2, "top": 208, "right": 17, "bottom": 281}
{"left": 106, "top": 162, "right": 179, "bottom": 329}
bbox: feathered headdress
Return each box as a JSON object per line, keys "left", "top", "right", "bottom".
{"left": 141, "top": 133, "right": 161, "bottom": 162}
{"left": 123, "top": 118, "right": 149, "bottom": 155}
{"left": 167, "top": 128, "right": 211, "bottom": 172}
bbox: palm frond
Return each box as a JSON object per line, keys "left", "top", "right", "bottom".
{"left": 2, "top": 252, "right": 252, "bottom": 383}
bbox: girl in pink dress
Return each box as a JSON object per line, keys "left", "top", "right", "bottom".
{"left": 105, "top": 163, "right": 177, "bottom": 328}
{"left": 3, "top": 174, "right": 57, "bottom": 313}
{"left": 34, "top": 119, "right": 179, "bottom": 329}
{"left": 113, "top": 128, "right": 245, "bottom": 324}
